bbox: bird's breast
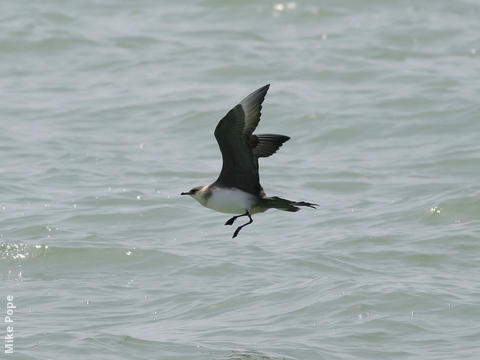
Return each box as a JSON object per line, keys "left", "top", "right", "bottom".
{"left": 204, "top": 187, "right": 256, "bottom": 214}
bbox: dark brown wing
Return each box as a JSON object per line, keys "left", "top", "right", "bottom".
{"left": 251, "top": 134, "right": 290, "bottom": 158}
{"left": 213, "top": 84, "right": 270, "bottom": 195}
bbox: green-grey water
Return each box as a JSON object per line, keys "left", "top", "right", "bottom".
{"left": 1, "top": 1, "right": 480, "bottom": 359}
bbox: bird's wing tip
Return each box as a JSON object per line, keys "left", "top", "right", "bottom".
{"left": 254, "top": 84, "right": 270, "bottom": 94}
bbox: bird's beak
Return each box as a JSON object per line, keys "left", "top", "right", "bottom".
{"left": 181, "top": 191, "right": 190, "bottom": 195}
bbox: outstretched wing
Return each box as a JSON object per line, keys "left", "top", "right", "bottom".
{"left": 251, "top": 134, "right": 290, "bottom": 158}
{"left": 213, "top": 84, "right": 270, "bottom": 195}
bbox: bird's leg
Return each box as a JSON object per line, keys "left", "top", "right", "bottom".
{"left": 232, "top": 211, "right": 253, "bottom": 238}
{"left": 225, "top": 212, "right": 247, "bottom": 226}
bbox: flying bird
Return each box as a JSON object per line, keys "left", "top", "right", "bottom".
{"left": 181, "top": 84, "right": 317, "bottom": 238}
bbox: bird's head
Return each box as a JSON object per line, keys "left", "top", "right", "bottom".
{"left": 181, "top": 186, "right": 204, "bottom": 201}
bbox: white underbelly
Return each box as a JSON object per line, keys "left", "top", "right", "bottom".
{"left": 205, "top": 188, "right": 255, "bottom": 214}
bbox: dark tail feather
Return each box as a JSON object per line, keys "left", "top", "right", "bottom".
{"left": 264, "top": 196, "right": 318, "bottom": 212}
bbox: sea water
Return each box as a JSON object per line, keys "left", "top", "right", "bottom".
{"left": 1, "top": 1, "right": 480, "bottom": 359}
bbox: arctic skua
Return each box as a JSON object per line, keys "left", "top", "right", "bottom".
{"left": 181, "top": 84, "right": 317, "bottom": 238}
